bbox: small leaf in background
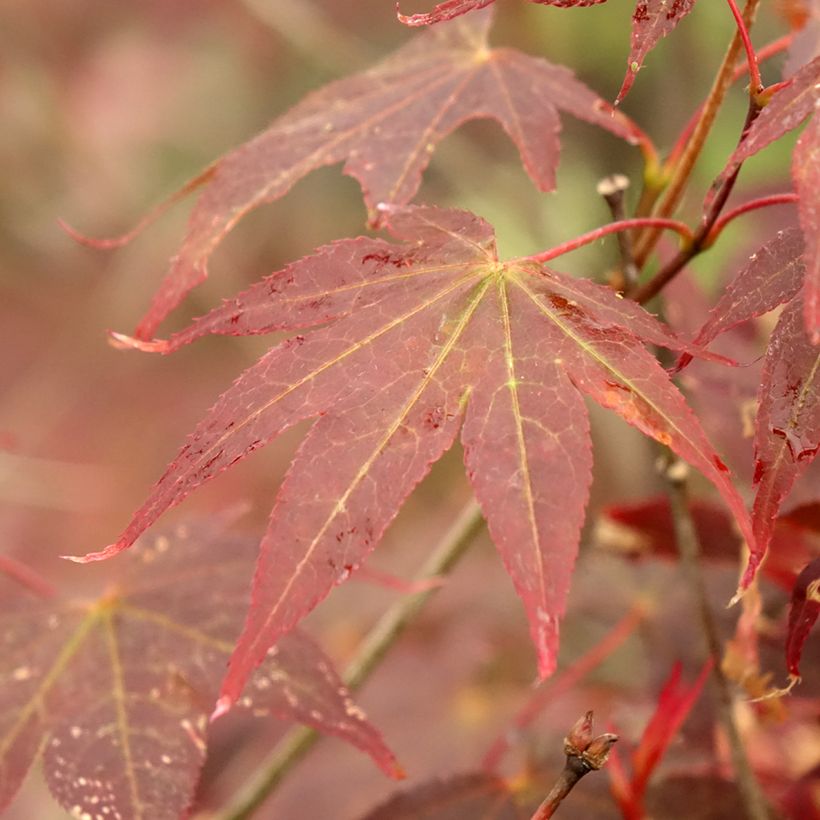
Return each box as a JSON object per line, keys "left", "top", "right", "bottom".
{"left": 747, "top": 295, "right": 820, "bottom": 591}
{"left": 357, "top": 772, "right": 525, "bottom": 819}
{"left": 786, "top": 556, "right": 820, "bottom": 678}
{"left": 793, "top": 113, "right": 820, "bottom": 342}
{"left": 80, "top": 204, "right": 754, "bottom": 713}
{"left": 608, "top": 661, "right": 712, "bottom": 816}
{"left": 84, "top": 8, "right": 638, "bottom": 340}
{"left": 0, "top": 517, "right": 398, "bottom": 819}
{"left": 616, "top": 0, "right": 696, "bottom": 103}
{"left": 596, "top": 496, "right": 818, "bottom": 590}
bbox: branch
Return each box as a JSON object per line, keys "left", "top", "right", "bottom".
{"left": 211, "top": 499, "right": 486, "bottom": 820}
{"left": 632, "top": 0, "right": 762, "bottom": 267}
{"left": 661, "top": 459, "right": 772, "bottom": 820}
{"left": 530, "top": 712, "right": 618, "bottom": 820}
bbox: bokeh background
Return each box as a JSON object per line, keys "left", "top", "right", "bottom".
{"left": 1, "top": 1, "right": 817, "bottom": 818}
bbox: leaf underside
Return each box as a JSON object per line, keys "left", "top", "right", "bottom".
{"left": 87, "top": 206, "right": 754, "bottom": 712}
{"left": 117, "top": 8, "right": 635, "bottom": 340}
{"left": 1, "top": 519, "right": 397, "bottom": 820}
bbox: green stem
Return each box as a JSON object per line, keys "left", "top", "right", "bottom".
{"left": 662, "top": 462, "right": 771, "bottom": 820}
{"left": 211, "top": 499, "right": 485, "bottom": 820}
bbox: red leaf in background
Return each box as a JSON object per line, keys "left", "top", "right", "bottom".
{"left": 0, "top": 518, "right": 398, "bottom": 818}
{"left": 691, "top": 227, "right": 805, "bottom": 350}
{"left": 77, "top": 205, "right": 754, "bottom": 713}
{"left": 616, "top": 0, "right": 697, "bottom": 104}
{"left": 90, "top": 8, "right": 637, "bottom": 340}
{"left": 609, "top": 661, "right": 712, "bottom": 815}
{"left": 793, "top": 114, "right": 820, "bottom": 342}
{"left": 723, "top": 57, "right": 820, "bottom": 175}
{"left": 747, "top": 295, "right": 820, "bottom": 591}
{"left": 785, "top": 556, "right": 820, "bottom": 677}
{"left": 357, "top": 772, "right": 524, "bottom": 819}
{"left": 596, "top": 496, "right": 817, "bottom": 590}
{"left": 397, "top": 0, "right": 606, "bottom": 28}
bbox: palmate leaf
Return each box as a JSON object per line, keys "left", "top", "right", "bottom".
{"left": 96, "top": 7, "right": 637, "bottom": 340}
{"left": 1, "top": 518, "right": 398, "bottom": 820}
{"left": 80, "top": 205, "right": 755, "bottom": 713}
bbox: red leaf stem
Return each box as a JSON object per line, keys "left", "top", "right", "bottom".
{"left": 725, "top": 0, "right": 764, "bottom": 93}
{"left": 520, "top": 218, "right": 693, "bottom": 265}
{"left": 707, "top": 193, "right": 799, "bottom": 243}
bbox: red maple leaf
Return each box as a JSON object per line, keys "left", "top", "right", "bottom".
{"left": 75, "top": 205, "right": 754, "bottom": 715}
{"left": 72, "top": 8, "right": 639, "bottom": 341}
{"left": 0, "top": 516, "right": 398, "bottom": 818}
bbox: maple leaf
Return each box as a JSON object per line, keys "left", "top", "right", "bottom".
{"left": 747, "top": 294, "right": 820, "bottom": 590}
{"left": 793, "top": 113, "right": 820, "bottom": 341}
{"left": 80, "top": 205, "right": 754, "bottom": 712}
{"left": 786, "top": 555, "right": 820, "bottom": 678}
{"left": 0, "top": 517, "right": 398, "bottom": 819}
{"left": 616, "top": 0, "right": 696, "bottom": 103}
{"left": 88, "top": 8, "right": 638, "bottom": 340}
{"left": 358, "top": 772, "right": 525, "bottom": 819}
{"left": 397, "top": 0, "right": 606, "bottom": 28}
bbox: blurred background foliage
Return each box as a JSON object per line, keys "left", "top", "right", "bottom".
{"left": 0, "top": 1, "right": 816, "bottom": 818}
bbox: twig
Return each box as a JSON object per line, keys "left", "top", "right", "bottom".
{"left": 530, "top": 712, "right": 618, "bottom": 820}
{"left": 632, "top": 0, "right": 761, "bottom": 267}
{"left": 661, "top": 459, "right": 771, "bottom": 820}
{"left": 597, "top": 175, "right": 640, "bottom": 292}
{"left": 211, "top": 499, "right": 485, "bottom": 820}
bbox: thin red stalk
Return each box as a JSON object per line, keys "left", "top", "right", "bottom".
{"left": 725, "top": 0, "right": 763, "bottom": 94}
{"left": 0, "top": 555, "right": 58, "bottom": 599}
{"left": 481, "top": 604, "right": 645, "bottom": 772}
{"left": 520, "top": 219, "right": 692, "bottom": 266}
{"left": 708, "top": 193, "right": 799, "bottom": 242}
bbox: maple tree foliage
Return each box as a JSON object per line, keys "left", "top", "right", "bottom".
{"left": 0, "top": 517, "right": 397, "bottom": 819}
{"left": 92, "top": 7, "right": 638, "bottom": 341}
{"left": 12, "top": 0, "right": 820, "bottom": 817}
{"left": 83, "top": 204, "right": 755, "bottom": 713}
